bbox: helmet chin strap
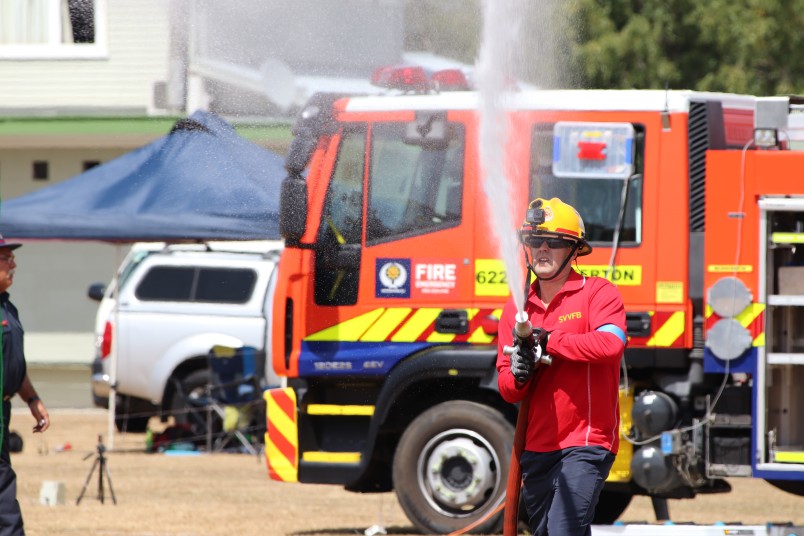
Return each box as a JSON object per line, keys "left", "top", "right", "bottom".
{"left": 523, "top": 241, "right": 581, "bottom": 283}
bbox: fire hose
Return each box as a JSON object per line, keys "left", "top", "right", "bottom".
{"left": 447, "top": 312, "right": 549, "bottom": 536}
{"left": 502, "top": 312, "right": 551, "bottom": 536}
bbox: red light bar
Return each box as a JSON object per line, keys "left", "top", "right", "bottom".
{"left": 431, "top": 69, "right": 470, "bottom": 91}
{"left": 371, "top": 65, "right": 430, "bottom": 92}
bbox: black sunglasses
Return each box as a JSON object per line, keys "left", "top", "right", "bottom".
{"left": 523, "top": 236, "right": 577, "bottom": 249}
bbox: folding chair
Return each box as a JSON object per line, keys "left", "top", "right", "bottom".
{"left": 202, "top": 345, "right": 266, "bottom": 455}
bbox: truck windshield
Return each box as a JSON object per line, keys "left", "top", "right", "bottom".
{"left": 529, "top": 123, "right": 643, "bottom": 245}
{"left": 366, "top": 122, "right": 464, "bottom": 244}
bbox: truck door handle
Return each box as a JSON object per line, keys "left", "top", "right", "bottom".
{"left": 626, "top": 312, "right": 652, "bottom": 337}
{"left": 435, "top": 310, "right": 469, "bottom": 334}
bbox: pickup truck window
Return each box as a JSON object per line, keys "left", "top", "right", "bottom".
{"left": 195, "top": 268, "right": 257, "bottom": 303}
{"left": 135, "top": 266, "right": 257, "bottom": 304}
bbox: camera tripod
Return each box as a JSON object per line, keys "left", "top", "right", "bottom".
{"left": 76, "top": 435, "right": 117, "bottom": 505}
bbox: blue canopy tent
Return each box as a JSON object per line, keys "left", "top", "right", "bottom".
{"left": 0, "top": 110, "right": 287, "bottom": 448}
{"left": 0, "top": 110, "right": 284, "bottom": 241}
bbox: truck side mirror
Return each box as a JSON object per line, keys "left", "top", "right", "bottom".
{"left": 285, "top": 127, "right": 318, "bottom": 174}
{"left": 87, "top": 283, "right": 107, "bottom": 302}
{"left": 279, "top": 174, "right": 308, "bottom": 243}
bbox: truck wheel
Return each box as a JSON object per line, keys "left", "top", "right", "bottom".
{"left": 592, "top": 490, "right": 633, "bottom": 524}
{"left": 171, "top": 369, "right": 218, "bottom": 438}
{"left": 393, "top": 401, "right": 513, "bottom": 535}
{"left": 766, "top": 479, "right": 804, "bottom": 497}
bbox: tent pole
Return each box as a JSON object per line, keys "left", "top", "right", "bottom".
{"left": 107, "top": 244, "right": 122, "bottom": 450}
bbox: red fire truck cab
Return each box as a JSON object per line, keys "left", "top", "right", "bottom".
{"left": 264, "top": 72, "right": 804, "bottom": 534}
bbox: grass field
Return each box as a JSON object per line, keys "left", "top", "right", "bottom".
{"left": 8, "top": 410, "right": 803, "bottom": 535}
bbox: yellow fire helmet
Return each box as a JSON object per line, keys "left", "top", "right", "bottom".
{"left": 519, "top": 197, "right": 592, "bottom": 256}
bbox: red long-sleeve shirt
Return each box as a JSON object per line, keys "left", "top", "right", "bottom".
{"left": 496, "top": 270, "right": 626, "bottom": 454}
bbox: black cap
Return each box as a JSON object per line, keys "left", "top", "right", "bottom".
{"left": 0, "top": 234, "right": 22, "bottom": 250}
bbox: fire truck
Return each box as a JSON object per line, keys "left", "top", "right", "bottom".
{"left": 263, "top": 67, "right": 804, "bottom": 534}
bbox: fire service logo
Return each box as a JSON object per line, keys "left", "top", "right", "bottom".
{"left": 376, "top": 258, "right": 410, "bottom": 298}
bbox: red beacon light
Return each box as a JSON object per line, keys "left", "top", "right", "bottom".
{"left": 431, "top": 69, "right": 470, "bottom": 91}
{"left": 371, "top": 65, "right": 430, "bottom": 92}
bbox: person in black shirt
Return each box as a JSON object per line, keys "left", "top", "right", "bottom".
{"left": 0, "top": 235, "right": 49, "bottom": 535}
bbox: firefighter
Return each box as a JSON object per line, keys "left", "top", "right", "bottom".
{"left": 496, "top": 197, "right": 627, "bottom": 536}
{"left": 0, "top": 235, "right": 49, "bottom": 535}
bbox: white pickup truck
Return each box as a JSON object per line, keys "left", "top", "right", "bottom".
{"left": 88, "top": 241, "right": 283, "bottom": 432}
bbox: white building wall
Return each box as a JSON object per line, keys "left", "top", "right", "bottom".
{"left": 0, "top": 0, "right": 170, "bottom": 114}
{"left": 0, "top": 146, "right": 135, "bottom": 364}
{"left": 0, "top": 147, "right": 126, "bottom": 198}
{"left": 0, "top": 0, "right": 172, "bottom": 364}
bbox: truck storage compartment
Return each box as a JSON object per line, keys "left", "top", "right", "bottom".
{"left": 767, "top": 365, "right": 804, "bottom": 463}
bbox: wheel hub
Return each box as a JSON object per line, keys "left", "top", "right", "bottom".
{"left": 424, "top": 436, "right": 495, "bottom": 510}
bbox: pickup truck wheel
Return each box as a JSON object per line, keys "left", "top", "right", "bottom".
{"left": 393, "top": 401, "right": 513, "bottom": 535}
{"left": 171, "top": 369, "right": 220, "bottom": 440}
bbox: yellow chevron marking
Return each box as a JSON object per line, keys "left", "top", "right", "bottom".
{"left": 266, "top": 440, "right": 298, "bottom": 481}
{"left": 306, "top": 404, "right": 374, "bottom": 416}
{"left": 302, "top": 451, "right": 361, "bottom": 463}
{"left": 360, "top": 308, "right": 411, "bottom": 342}
{"left": 467, "top": 327, "right": 494, "bottom": 344}
{"left": 392, "top": 308, "right": 442, "bottom": 342}
{"left": 306, "top": 309, "right": 385, "bottom": 342}
{"left": 467, "top": 308, "right": 504, "bottom": 344}
{"left": 735, "top": 303, "right": 764, "bottom": 327}
{"left": 753, "top": 332, "right": 765, "bottom": 347}
{"left": 265, "top": 389, "right": 298, "bottom": 482}
{"left": 706, "top": 302, "right": 765, "bottom": 323}
{"left": 266, "top": 395, "right": 298, "bottom": 449}
{"left": 646, "top": 311, "right": 685, "bottom": 347}
{"left": 427, "top": 331, "right": 456, "bottom": 343}
{"left": 707, "top": 303, "right": 764, "bottom": 346}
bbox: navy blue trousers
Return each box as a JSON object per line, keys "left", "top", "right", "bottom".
{"left": 0, "top": 401, "right": 24, "bottom": 536}
{"left": 521, "top": 446, "right": 614, "bottom": 536}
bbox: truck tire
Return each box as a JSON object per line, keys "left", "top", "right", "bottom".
{"left": 592, "top": 490, "right": 633, "bottom": 524}
{"left": 393, "top": 400, "right": 513, "bottom": 535}
{"left": 766, "top": 479, "right": 804, "bottom": 497}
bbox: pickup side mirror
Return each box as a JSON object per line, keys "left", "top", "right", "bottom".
{"left": 87, "top": 283, "right": 107, "bottom": 302}
{"left": 279, "top": 174, "right": 308, "bottom": 243}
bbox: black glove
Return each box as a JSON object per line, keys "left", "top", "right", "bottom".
{"left": 510, "top": 346, "right": 536, "bottom": 383}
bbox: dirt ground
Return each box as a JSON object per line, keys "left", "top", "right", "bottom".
{"left": 7, "top": 410, "right": 803, "bottom": 535}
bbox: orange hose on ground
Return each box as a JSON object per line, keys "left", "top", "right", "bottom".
{"left": 446, "top": 499, "right": 506, "bottom": 536}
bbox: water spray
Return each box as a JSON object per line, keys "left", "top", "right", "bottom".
{"left": 475, "top": 1, "right": 537, "bottom": 534}
{"left": 476, "top": 0, "right": 529, "bottom": 315}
